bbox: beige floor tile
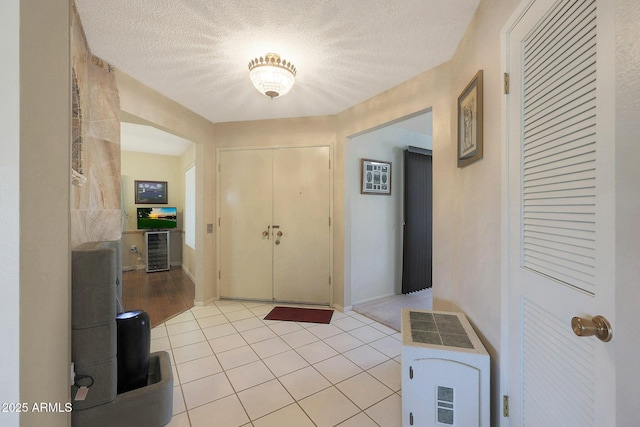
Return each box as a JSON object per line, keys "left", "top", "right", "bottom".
{"left": 188, "top": 394, "right": 249, "bottom": 427}
{"left": 196, "top": 313, "right": 229, "bottom": 329}
{"left": 165, "top": 411, "right": 191, "bottom": 427}
{"left": 240, "top": 325, "right": 277, "bottom": 344}
{"left": 225, "top": 308, "right": 256, "bottom": 322}
{"left": 343, "top": 344, "right": 389, "bottom": 370}
{"left": 208, "top": 333, "right": 247, "bottom": 353}
{"left": 201, "top": 322, "right": 237, "bottom": 340}
{"left": 323, "top": 332, "right": 365, "bottom": 353}
{"left": 332, "top": 316, "right": 366, "bottom": 331}
{"left": 165, "top": 310, "right": 196, "bottom": 325}
{"left": 252, "top": 403, "right": 315, "bottom": 427}
{"left": 278, "top": 366, "right": 331, "bottom": 400}
{"left": 336, "top": 372, "right": 393, "bottom": 410}
{"left": 176, "top": 354, "right": 222, "bottom": 384}
{"left": 369, "top": 335, "right": 402, "bottom": 358}
{"left": 216, "top": 345, "right": 259, "bottom": 370}
{"left": 306, "top": 323, "right": 344, "bottom": 339}
{"left": 166, "top": 319, "right": 201, "bottom": 336}
{"left": 313, "top": 354, "right": 362, "bottom": 384}
{"left": 367, "top": 359, "right": 401, "bottom": 392}
{"left": 337, "top": 412, "right": 380, "bottom": 427}
{"left": 262, "top": 349, "right": 309, "bottom": 377}
{"left": 168, "top": 329, "right": 206, "bottom": 348}
{"left": 298, "top": 386, "right": 360, "bottom": 427}
{"left": 295, "top": 340, "right": 339, "bottom": 364}
{"left": 347, "top": 324, "right": 388, "bottom": 343}
{"left": 250, "top": 336, "right": 291, "bottom": 359}
{"left": 190, "top": 305, "right": 222, "bottom": 319}
{"left": 237, "top": 379, "right": 294, "bottom": 420}
{"left": 181, "top": 372, "right": 234, "bottom": 410}
{"left": 231, "top": 316, "right": 265, "bottom": 332}
{"left": 365, "top": 393, "right": 402, "bottom": 427}
{"left": 171, "top": 341, "right": 213, "bottom": 364}
{"left": 279, "top": 328, "right": 319, "bottom": 348}
{"left": 225, "top": 360, "right": 275, "bottom": 392}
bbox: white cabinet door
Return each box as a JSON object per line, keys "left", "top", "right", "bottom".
{"left": 505, "top": 0, "right": 616, "bottom": 424}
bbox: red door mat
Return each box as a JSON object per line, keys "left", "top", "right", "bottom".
{"left": 264, "top": 306, "right": 334, "bottom": 324}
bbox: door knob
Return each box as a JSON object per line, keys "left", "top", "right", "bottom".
{"left": 277, "top": 231, "right": 283, "bottom": 237}
{"left": 262, "top": 231, "right": 269, "bottom": 237}
{"left": 571, "top": 315, "right": 612, "bottom": 342}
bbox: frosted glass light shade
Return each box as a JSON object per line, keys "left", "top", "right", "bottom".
{"left": 248, "top": 53, "right": 297, "bottom": 99}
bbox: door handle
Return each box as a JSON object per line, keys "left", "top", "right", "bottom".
{"left": 571, "top": 315, "right": 612, "bottom": 342}
{"left": 262, "top": 225, "right": 271, "bottom": 240}
{"left": 277, "top": 231, "right": 283, "bottom": 237}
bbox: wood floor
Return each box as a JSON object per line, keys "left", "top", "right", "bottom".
{"left": 121, "top": 267, "right": 195, "bottom": 328}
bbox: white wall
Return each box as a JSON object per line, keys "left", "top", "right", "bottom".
{"left": 615, "top": 1, "right": 640, "bottom": 424}
{"left": 348, "top": 124, "right": 432, "bottom": 305}
{"left": 0, "top": 1, "right": 20, "bottom": 424}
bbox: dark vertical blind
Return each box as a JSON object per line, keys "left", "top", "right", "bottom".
{"left": 402, "top": 147, "right": 433, "bottom": 293}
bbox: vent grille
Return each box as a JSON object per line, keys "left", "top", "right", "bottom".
{"left": 521, "top": 0, "right": 597, "bottom": 293}
{"left": 437, "top": 386, "right": 454, "bottom": 425}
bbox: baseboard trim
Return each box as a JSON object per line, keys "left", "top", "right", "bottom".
{"left": 193, "top": 297, "right": 217, "bottom": 307}
{"left": 181, "top": 264, "right": 196, "bottom": 283}
{"left": 352, "top": 292, "right": 397, "bottom": 307}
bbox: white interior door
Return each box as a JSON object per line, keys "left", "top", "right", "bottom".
{"left": 273, "top": 146, "right": 331, "bottom": 304}
{"left": 505, "top": 0, "right": 615, "bottom": 425}
{"left": 219, "top": 146, "right": 331, "bottom": 304}
{"left": 219, "top": 149, "right": 273, "bottom": 300}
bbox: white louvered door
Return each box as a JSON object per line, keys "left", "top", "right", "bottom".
{"left": 505, "top": 0, "right": 616, "bottom": 425}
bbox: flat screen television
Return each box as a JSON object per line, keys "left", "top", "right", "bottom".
{"left": 137, "top": 207, "right": 177, "bottom": 230}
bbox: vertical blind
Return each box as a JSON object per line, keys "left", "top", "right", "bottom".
{"left": 521, "top": 0, "right": 597, "bottom": 294}
{"left": 402, "top": 147, "right": 433, "bottom": 294}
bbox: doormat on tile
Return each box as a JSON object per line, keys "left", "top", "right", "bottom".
{"left": 264, "top": 306, "right": 334, "bottom": 324}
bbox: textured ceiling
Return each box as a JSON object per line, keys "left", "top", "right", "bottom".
{"left": 75, "top": 0, "right": 480, "bottom": 125}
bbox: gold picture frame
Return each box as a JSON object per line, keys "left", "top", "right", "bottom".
{"left": 457, "top": 70, "right": 483, "bottom": 168}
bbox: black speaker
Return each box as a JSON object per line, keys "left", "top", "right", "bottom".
{"left": 116, "top": 310, "right": 150, "bottom": 394}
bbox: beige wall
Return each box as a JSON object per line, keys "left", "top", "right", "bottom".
{"left": 15, "top": 1, "right": 71, "bottom": 426}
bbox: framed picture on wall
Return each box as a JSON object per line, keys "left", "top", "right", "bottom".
{"left": 135, "top": 180, "right": 168, "bottom": 204}
{"left": 361, "top": 159, "right": 392, "bottom": 195}
{"left": 457, "top": 69, "right": 483, "bottom": 168}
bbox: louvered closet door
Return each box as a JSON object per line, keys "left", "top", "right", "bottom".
{"left": 505, "top": 0, "right": 616, "bottom": 425}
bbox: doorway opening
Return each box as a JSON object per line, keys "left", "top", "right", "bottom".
{"left": 345, "top": 110, "right": 433, "bottom": 329}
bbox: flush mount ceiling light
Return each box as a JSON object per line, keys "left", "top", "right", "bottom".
{"left": 248, "top": 53, "right": 297, "bottom": 99}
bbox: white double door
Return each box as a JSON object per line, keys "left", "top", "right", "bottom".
{"left": 219, "top": 146, "right": 331, "bottom": 304}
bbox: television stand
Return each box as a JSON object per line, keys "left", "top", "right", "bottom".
{"left": 145, "top": 231, "right": 170, "bottom": 272}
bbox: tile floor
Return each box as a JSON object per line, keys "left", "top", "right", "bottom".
{"left": 153, "top": 300, "right": 402, "bottom": 427}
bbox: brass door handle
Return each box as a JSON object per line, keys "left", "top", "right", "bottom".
{"left": 571, "top": 315, "right": 612, "bottom": 342}
{"left": 277, "top": 231, "right": 283, "bottom": 237}
{"left": 262, "top": 231, "right": 269, "bottom": 237}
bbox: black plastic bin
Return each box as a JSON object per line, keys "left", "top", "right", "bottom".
{"left": 116, "top": 310, "right": 150, "bottom": 394}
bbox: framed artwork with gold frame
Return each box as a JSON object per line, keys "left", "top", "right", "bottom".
{"left": 458, "top": 70, "right": 483, "bottom": 168}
